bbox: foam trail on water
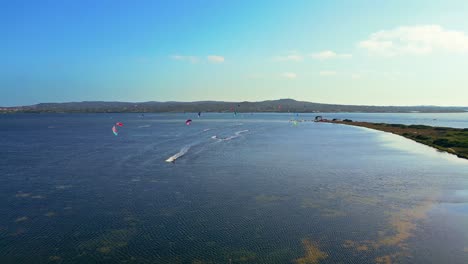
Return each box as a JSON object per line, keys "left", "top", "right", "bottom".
{"left": 224, "top": 130, "right": 249, "bottom": 140}
{"left": 165, "top": 145, "right": 191, "bottom": 163}
{"left": 138, "top": 125, "right": 151, "bottom": 128}
{"left": 235, "top": 130, "right": 248, "bottom": 135}
{"left": 211, "top": 130, "right": 249, "bottom": 141}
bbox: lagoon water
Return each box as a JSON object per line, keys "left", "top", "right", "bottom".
{"left": 1, "top": 113, "right": 468, "bottom": 263}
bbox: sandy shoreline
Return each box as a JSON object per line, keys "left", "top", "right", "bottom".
{"left": 323, "top": 120, "right": 468, "bottom": 160}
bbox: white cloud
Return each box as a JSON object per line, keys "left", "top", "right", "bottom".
{"left": 358, "top": 25, "right": 468, "bottom": 56}
{"left": 274, "top": 52, "right": 304, "bottom": 61}
{"left": 170, "top": 54, "right": 225, "bottom": 63}
{"left": 246, "top": 73, "right": 264, "bottom": 79}
{"left": 207, "top": 55, "right": 225, "bottom": 63}
{"left": 282, "top": 72, "right": 297, "bottom": 79}
{"left": 319, "top": 71, "right": 336, "bottom": 76}
{"left": 382, "top": 71, "right": 401, "bottom": 80}
{"left": 351, "top": 74, "right": 361, "bottom": 79}
{"left": 310, "top": 50, "right": 352, "bottom": 60}
{"left": 170, "top": 55, "right": 199, "bottom": 63}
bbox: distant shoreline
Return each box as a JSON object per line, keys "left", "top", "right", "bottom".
{"left": 324, "top": 120, "right": 468, "bottom": 160}
{"left": 2, "top": 110, "right": 468, "bottom": 114}
{"left": 1, "top": 99, "right": 467, "bottom": 114}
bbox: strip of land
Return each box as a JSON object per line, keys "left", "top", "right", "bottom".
{"left": 2, "top": 99, "right": 467, "bottom": 113}
{"left": 324, "top": 120, "right": 468, "bottom": 160}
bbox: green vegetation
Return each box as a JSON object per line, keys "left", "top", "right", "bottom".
{"left": 328, "top": 120, "right": 468, "bottom": 160}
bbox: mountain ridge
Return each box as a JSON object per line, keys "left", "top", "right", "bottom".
{"left": 1, "top": 99, "right": 467, "bottom": 113}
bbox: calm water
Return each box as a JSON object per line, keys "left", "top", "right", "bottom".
{"left": 1, "top": 113, "right": 468, "bottom": 263}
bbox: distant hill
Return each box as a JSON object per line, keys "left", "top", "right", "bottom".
{"left": 1, "top": 99, "right": 467, "bottom": 113}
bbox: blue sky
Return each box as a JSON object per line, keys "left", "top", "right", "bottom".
{"left": 2, "top": 0, "right": 468, "bottom": 106}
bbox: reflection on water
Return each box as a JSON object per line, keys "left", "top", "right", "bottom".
{"left": 372, "top": 128, "right": 468, "bottom": 164}
{"left": 295, "top": 239, "right": 328, "bottom": 264}
{"left": 0, "top": 113, "right": 468, "bottom": 263}
{"left": 344, "top": 199, "right": 435, "bottom": 263}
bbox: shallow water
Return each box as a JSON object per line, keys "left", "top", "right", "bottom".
{"left": 1, "top": 113, "right": 467, "bottom": 263}
{"left": 315, "top": 112, "right": 468, "bottom": 128}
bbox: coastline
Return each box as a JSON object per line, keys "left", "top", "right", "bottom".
{"left": 323, "top": 120, "right": 468, "bottom": 160}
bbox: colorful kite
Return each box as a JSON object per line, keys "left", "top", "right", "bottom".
{"left": 112, "top": 122, "right": 124, "bottom": 135}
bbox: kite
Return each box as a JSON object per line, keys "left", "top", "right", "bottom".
{"left": 112, "top": 122, "right": 124, "bottom": 136}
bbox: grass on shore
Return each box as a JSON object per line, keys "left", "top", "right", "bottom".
{"left": 328, "top": 120, "right": 468, "bottom": 160}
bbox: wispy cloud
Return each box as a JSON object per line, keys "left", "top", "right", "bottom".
{"left": 319, "top": 71, "right": 337, "bottom": 76}
{"left": 282, "top": 72, "right": 297, "bottom": 79}
{"left": 171, "top": 54, "right": 225, "bottom": 63}
{"left": 351, "top": 73, "right": 361, "bottom": 79}
{"left": 207, "top": 55, "right": 225, "bottom": 63}
{"left": 246, "top": 73, "right": 264, "bottom": 79}
{"left": 170, "top": 55, "right": 199, "bottom": 63}
{"left": 310, "top": 50, "right": 352, "bottom": 60}
{"left": 274, "top": 52, "right": 304, "bottom": 61}
{"left": 359, "top": 25, "right": 468, "bottom": 56}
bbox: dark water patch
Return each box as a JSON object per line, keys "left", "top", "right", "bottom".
{"left": 1, "top": 113, "right": 468, "bottom": 263}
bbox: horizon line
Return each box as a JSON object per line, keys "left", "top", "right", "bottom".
{"left": 2, "top": 98, "right": 468, "bottom": 109}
